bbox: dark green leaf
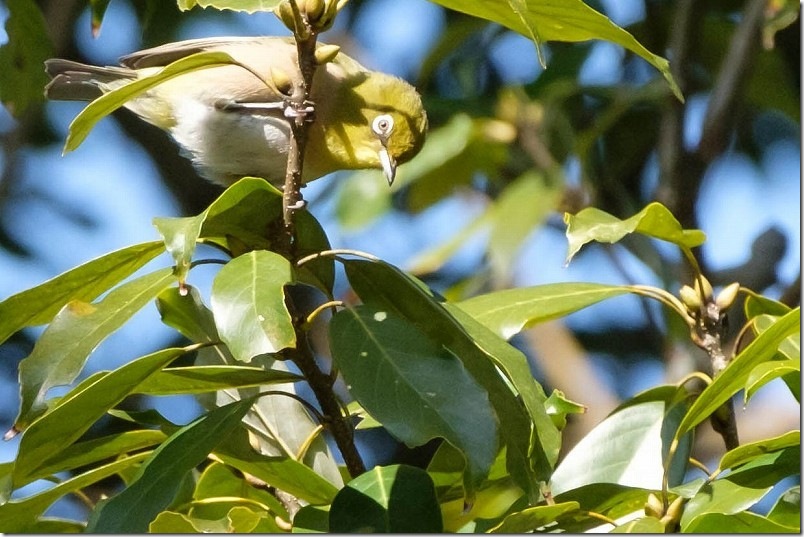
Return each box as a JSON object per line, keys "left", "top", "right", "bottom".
{"left": 0, "top": 241, "right": 165, "bottom": 345}
{"left": 14, "top": 267, "right": 176, "bottom": 429}
{"left": 457, "top": 282, "right": 630, "bottom": 340}
{"left": 684, "top": 511, "right": 798, "bottom": 533}
{"left": 564, "top": 202, "right": 706, "bottom": 264}
{"left": 65, "top": 51, "right": 243, "bottom": 152}
{"left": 343, "top": 258, "right": 557, "bottom": 500}
{"left": 428, "top": 0, "right": 682, "bottom": 99}
{"left": 0, "top": 0, "right": 52, "bottom": 115}
{"left": 157, "top": 285, "right": 220, "bottom": 343}
{"left": 135, "top": 365, "right": 300, "bottom": 395}
{"left": 89, "top": 0, "right": 111, "bottom": 36}
{"left": 330, "top": 306, "right": 498, "bottom": 489}
{"left": 13, "top": 346, "right": 188, "bottom": 486}
{"left": 210, "top": 250, "right": 295, "bottom": 362}
{"left": 293, "top": 505, "right": 330, "bottom": 533}
{"left": 675, "top": 307, "right": 800, "bottom": 439}
{"left": 329, "top": 465, "right": 442, "bottom": 533}
{"left": 87, "top": 397, "right": 257, "bottom": 533}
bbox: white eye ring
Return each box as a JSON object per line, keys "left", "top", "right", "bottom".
{"left": 372, "top": 114, "right": 394, "bottom": 138}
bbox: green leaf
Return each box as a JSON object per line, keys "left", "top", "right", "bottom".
{"left": 200, "top": 177, "right": 282, "bottom": 247}
{"left": 684, "top": 511, "right": 798, "bottom": 533}
{"left": 544, "top": 389, "right": 587, "bottom": 430}
{"left": 177, "top": 0, "right": 281, "bottom": 13}
{"left": 87, "top": 397, "right": 257, "bottom": 533}
{"left": 293, "top": 504, "right": 330, "bottom": 533}
{"left": 213, "top": 428, "right": 339, "bottom": 505}
{"left": 343, "top": 258, "right": 558, "bottom": 501}
{"left": 488, "top": 502, "right": 580, "bottom": 533}
{"left": 13, "top": 346, "right": 189, "bottom": 486}
{"left": 428, "top": 0, "right": 682, "bottom": 100}
{"left": 457, "top": 282, "right": 630, "bottom": 340}
{"left": 680, "top": 447, "right": 799, "bottom": 530}
{"left": 335, "top": 170, "right": 393, "bottom": 230}
{"left": 552, "top": 484, "right": 656, "bottom": 533}
{"left": 149, "top": 511, "right": 201, "bottom": 533}
{"left": 329, "top": 306, "right": 498, "bottom": 489}
{"left": 135, "top": 365, "right": 300, "bottom": 395}
{"left": 210, "top": 250, "right": 295, "bottom": 362}
{"left": 754, "top": 313, "right": 800, "bottom": 360}
{"left": 0, "top": 453, "right": 150, "bottom": 533}
{"left": 550, "top": 397, "right": 690, "bottom": 495}
{"left": 744, "top": 293, "right": 791, "bottom": 319}
{"left": 329, "top": 465, "right": 443, "bottom": 533}
{"left": 153, "top": 215, "right": 205, "bottom": 283}
{"left": 563, "top": 202, "right": 706, "bottom": 264}
{"left": 0, "top": 0, "right": 52, "bottom": 116}
{"left": 89, "top": 0, "right": 112, "bottom": 36}
{"left": 14, "top": 267, "right": 176, "bottom": 430}
{"left": 65, "top": 51, "right": 242, "bottom": 152}
{"left": 157, "top": 285, "right": 221, "bottom": 343}
{"left": 746, "top": 360, "right": 800, "bottom": 402}
{"left": 0, "top": 241, "right": 165, "bottom": 345}
{"left": 26, "top": 430, "right": 166, "bottom": 484}
{"left": 717, "top": 430, "right": 800, "bottom": 474}
{"left": 675, "top": 308, "right": 800, "bottom": 439}
{"left": 767, "top": 486, "right": 800, "bottom": 529}
{"left": 194, "top": 462, "right": 287, "bottom": 517}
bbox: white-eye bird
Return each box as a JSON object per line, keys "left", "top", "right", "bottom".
{"left": 44, "top": 36, "right": 428, "bottom": 186}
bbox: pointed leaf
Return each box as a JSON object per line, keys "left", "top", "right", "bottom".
{"left": 13, "top": 346, "right": 189, "bottom": 486}
{"left": 564, "top": 202, "right": 706, "bottom": 264}
{"left": 609, "top": 516, "right": 666, "bottom": 533}
{"left": 716, "top": 430, "right": 800, "bottom": 474}
{"left": 0, "top": 0, "right": 51, "bottom": 116}
{"left": 177, "top": 0, "right": 282, "bottom": 13}
{"left": 767, "top": 486, "right": 800, "bottom": 529}
{"left": 329, "top": 465, "right": 442, "bottom": 533}
{"left": 675, "top": 308, "right": 800, "bottom": 439}
{"left": 14, "top": 267, "right": 176, "bottom": 429}
{"left": 458, "top": 282, "right": 630, "bottom": 340}
{"left": 0, "top": 241, "right": 165, "bottom": 344}
{"left": 0, "top": 453, "right": 149, "bottom": 533}
{"left": 745, "top": 360, "right": 800, "bottom": 402}
{"left": 684, "top": 512, "right": 798, "bottom": 533}
{"left": 153, "top": 215, "right": 205, "bottom": 283}
{"left": 488, "top": 502, "right": 580, "bottom": 533}
{"left": 330, "top": 306, "right": 498, "bottom": 488}
{"left": 65, "top": 51, "right": 242, "bottom": 152}
{"left": 210, "top": 250, "right": 295, "bottom": 362}
{"left": 87, "top": 397, "right": 257, "bottom": 533}
{"left": 428, "top": 0, "right": 682, "bottom": 99}
{"left": 135, "top": 365, "right": 300, "bottom": 394}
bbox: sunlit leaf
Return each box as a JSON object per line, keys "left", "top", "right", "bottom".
{"left": 683, "top": 511, "right": 798, "bottom": 533}
{"left": 13, "top": 346, "right": 189, "bottom": 486}
{"left": 675, "top": 308, "right": 800, "bottom": 439}
{"left": 457, "top": 282, "right": 630, "bottom": 340}
{"left": 0, "top": 453, "right": 149, "bottom": 533}
{"left": 330, "top": 306, "right": 498, "bottom": 489}
{"left": 544, "top": 389, "right": 586, "bottom": 430}
{"left": 210, "top": 250, "right": 295, "bottom": 362}
{"left": 609, "top": 516, "right": 666, "bottom": 533}
{"left": 87, "top": 397, "right": 257, "bottom": 533}
{"left": 766, "top": 485, "right": 800, "bottom": 529}
{"left": 428, "top": 0, "right": 682, "bottom": 100}
{"left": 153, "top": 215, "right": 205, "bottom": 283}
{"left": 149, "top": 511, "right": 201, "bottom": 533}
{"left": 716, "top": 430, "right": 800, "bottom": 474}
{"left": 488, "top": 501, "right": 580, "bottom": 533}
{"left": 14, "top": 268, "right": 176, "bottom": 430}
{"left": 745, "top": 360, "right": 800, "bottom": 402}
{"left": 329, "top": 465, "right": 442, "bottom": 532}
{"left": 564, "top": 202, "right": 706, "bottom": 264}
{"left": 135, "top": 365, "right": 301, "bottom": 395}
{"left": 0, "top": 241, "right": 165, "bottom": 345}
{"left": 65, "top": 51, "right": 242, "bottom": 152}
{"left": 177, "top": 0, "right": 282, "bottom": 13}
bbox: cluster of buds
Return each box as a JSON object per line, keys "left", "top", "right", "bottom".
{"left": 276, "top": 0, "right": 347, "bottom": 35}
{"left": 679, "top": 276, "right": 740, "bottom": 321}
{"left": 644, "top": 493, "right": 685, "bottom": 530}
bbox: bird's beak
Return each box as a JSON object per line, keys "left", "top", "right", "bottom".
{"left": 379, "top": 147, "right": 397, "bottom": 185}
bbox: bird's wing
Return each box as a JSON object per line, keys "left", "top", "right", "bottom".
{"left": 118, "top": 36, "right": 290, "bottom": 69}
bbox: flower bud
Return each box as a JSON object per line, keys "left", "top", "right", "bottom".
{"left": 314, "top": 44, "right": 340, "bottom": 65}
{"left": 644, "top": 493, "right": 664, "bottom": 518}
{"left": 715, "top": 282, "right": 740, "bottom": 312}
{"left": 659, "top": 496, "right": 684, "bottom": 528}
{"left": 694, "top": 276, "right": 714, "bottom": 301}
{"left": 679, "top": 285, "right": 701, "bottom": 311}
{"left": 275, "top": 1, "right": 297, "bottom": 32}
{"left": 302, "top": 0, "right": 325, "bottom": 23}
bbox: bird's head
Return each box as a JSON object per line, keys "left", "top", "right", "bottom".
{"left": 313, "top": 68, "right": 427, "bottom": 184}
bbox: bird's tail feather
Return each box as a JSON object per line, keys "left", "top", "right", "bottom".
{"left": 44, "top": 59, "right": 136, "bottom": 101}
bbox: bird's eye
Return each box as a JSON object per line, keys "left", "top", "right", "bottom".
{"left": 372, "top": 114, "right": 394, "bottom": 138}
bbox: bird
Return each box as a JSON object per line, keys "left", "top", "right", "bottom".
{"left": 44, "top": 36, "right": 428, "bottom": 187}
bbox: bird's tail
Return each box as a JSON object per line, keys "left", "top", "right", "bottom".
{"left": 44, "top": 59, "right": 136, "bottom": 101}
